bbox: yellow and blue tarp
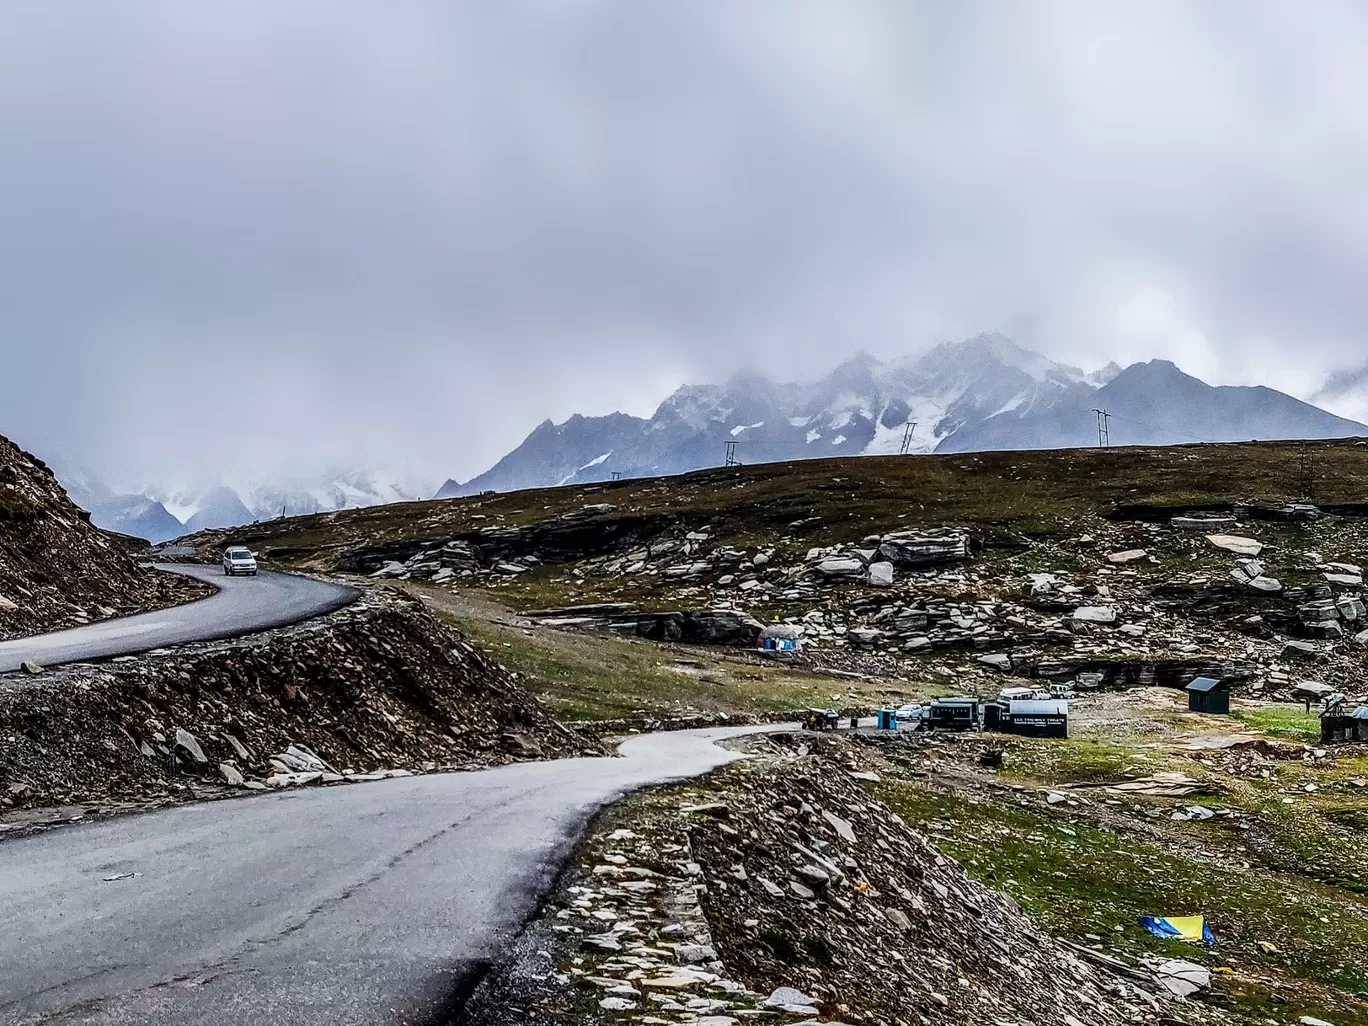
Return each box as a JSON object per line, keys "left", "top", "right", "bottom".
{"left": 1138, "top": 915, "right": 1216, "bottom": 944}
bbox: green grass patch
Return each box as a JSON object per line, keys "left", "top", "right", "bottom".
{"left": 439, "top": 613, "right": 900, "bottom": 721}
{"left": 1233, "top": 707, "right": 1322, "bottom": 743}
{"left": 877, "top": 779, "right": 1368, "bottom": 1024}
{"left": 997, "top": 736, "right": 1145, "bottom": 785}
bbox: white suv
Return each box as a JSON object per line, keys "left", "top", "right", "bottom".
{"left": 222, "top": 546, "right": 258, "bottom": 576}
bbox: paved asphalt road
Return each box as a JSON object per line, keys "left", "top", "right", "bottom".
{"left": 0, "top": 565, "right": 358, "bottom": 674}
{"left": 0, "top": 725, "right": 784, "bottom": 1026}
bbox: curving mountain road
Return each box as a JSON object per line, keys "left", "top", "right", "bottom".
{"left": 0, "top": 725, "right": 785, "bottom": 1026}
{"left": 0, "top": 565, "right": 358, "bottom": 674}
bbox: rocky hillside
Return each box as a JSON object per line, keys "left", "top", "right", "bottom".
{"left": 0, "top": 588, "right": 598, "bottom": 812}
{"left": 460, "top": 746, "right": 1149, "bottom": 1026}
{"left": 0, "top": 432, "right": 207, "bottom": 640}
{"left": 439, "top": 335, "right": 1366, "bottom": 495}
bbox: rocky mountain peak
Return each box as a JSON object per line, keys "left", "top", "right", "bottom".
{"left": 445, "top": 335, "right": 1368, "bottom": 495}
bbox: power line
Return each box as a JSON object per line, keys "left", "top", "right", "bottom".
{"left": 1103, "top": 412, "right": 1224, "bottom": 446}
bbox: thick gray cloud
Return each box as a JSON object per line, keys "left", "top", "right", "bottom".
{"left": 2, "top": 0, "right": 1368, "bottom": 489}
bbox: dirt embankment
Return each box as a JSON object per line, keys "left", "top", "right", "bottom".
{"left": 0, "top": 590, "right": 601, "bottom": 813}
{"left": 0, "top": 433, "right": 208, "bottom": 640}
{"left": 461, "top": 741, "right": 1150, "bottom": 1026}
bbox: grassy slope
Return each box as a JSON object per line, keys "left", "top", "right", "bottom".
{"left": 874, "top": 718, "right": 1368, "bottom": 1024}
{"left": 179, "top": 439, "right": 1368, "bottom": 571}
{"left": 407, "top": 583, "right": 945, "bottom": 720}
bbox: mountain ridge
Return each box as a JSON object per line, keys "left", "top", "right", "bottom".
{"left": 438, "top": 337, "right": 1368, "bottom": 497}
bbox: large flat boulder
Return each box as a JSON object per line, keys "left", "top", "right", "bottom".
{"left": 876, "top": 530, "right": 969, "bottom": 568}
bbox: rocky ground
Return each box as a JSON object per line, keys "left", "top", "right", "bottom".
{"left": 459, "top": 738, "right": 1156, "bottom": 1026}
{"left": 0, "top": 587, "right": 601, "bottom": 829}
{"left": 40, "top": 441, "right": 1368, "bottom": 1022}
{"left": 338, "top": 499, "right": 1368, "bottom": 735}
{"left": 175, "top": 444, "right": 1368, "bottom": 714}
{"left": 462, "top": 709, "right": 1368, "bottom": 1026}
{"left": 0, "top": 433, "right": 209, "bottom": 640}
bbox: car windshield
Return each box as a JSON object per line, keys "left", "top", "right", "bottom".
{"left": 230, "top": 552, "right": 253, "bottom": 560}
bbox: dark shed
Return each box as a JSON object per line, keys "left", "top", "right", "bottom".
{"left": 1186, "top": 676, "right": 1230, "bottom": 715}
{"left": 927, "top": 696, "right": 980, "bottom": 731}
{"left": 1321, "top": 703, "right": 1368, "bottom": 744}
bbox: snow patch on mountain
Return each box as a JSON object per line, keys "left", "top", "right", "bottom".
{"left": 444, "top": 332, "right": 1368, "bottom": 498}
{"left": 558, "top": 451, "right": 614, "bottom": 486}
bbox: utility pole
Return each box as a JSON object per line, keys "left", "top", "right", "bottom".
{"left": 899, "top": 420, "right": 918, "bottom": 455}
{"left": 1092, "top": 408, "right": 1111, "bottom": 448}
{"left": 724, "top": 440, "right": 739, "bottom": 467}
{"left": 1298, "top": 445, "right": 1316, "bottom": 500}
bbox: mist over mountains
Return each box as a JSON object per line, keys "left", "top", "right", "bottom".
{"left": 24, "top": 334, "right": 1368, "bottom": 542}
{"left": 439, "top": 335, "right": 1368, "bottom": 497}
{"left": 49, "top": 464, "right": 433, "bottom": 544}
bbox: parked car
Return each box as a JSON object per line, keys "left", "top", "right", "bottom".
{"left": 894, "top": 703, "right": 925, "bottom": 725}
{"left": 222, "top": 546, "right": 258, "bottom": 576}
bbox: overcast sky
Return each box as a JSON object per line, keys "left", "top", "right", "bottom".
{"left": 3, "top": 1, "right": 1368, "bottom": 491}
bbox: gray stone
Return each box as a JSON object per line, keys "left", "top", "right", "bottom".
{"left": 1327, "top": 572, "right": 1364, "bottom": 587}
{"left": 762, "top": 987, "right": 816, "bottom": 1009}
{"left": 1071, "top": 606, "right": 1116, "bottom": 624}
{"left": 822, "top": 810, "right": 856, "bottom": 841}
{"left": 218, "top": 763, "right": 244, "bottom": 786}
{"left": 676, "top": 943, "right": 718, "bottom": 963}
{"left": 1338, "top": 596, "right": 1366, "bottom": 621}
{"left": 1107, "top": 549, "right": 1148, "bottom": 564}
{"left": 848, "top": 627, "right": 881, "bottom": 646}
{"left": 174, "top": 728, "right": 207, "bottom": 763}
{"left": 1153, "top": 958, "right": 1211, "bottom": 999}
{"left": 583, "top": 932, "right": 623, "bottom": 952}
{"left": 885, "top": 907, "right": 913, "bottom": 931}
{"left": 1207, "top": 534, "right": 1263, "bottom": 556}
{"left": 1171, "top": 514, "right": 1236, "bottom": 531}
{"left": 867, "top": 561, "right": 894, "bottom": 588}
{"left": 876, "top": 530, "right": 969, "bottom": 568}
{"left": 223, "top": 733, "right": 251, "bottom": 762}
{"left": 816, "top": 557, "right": 865, "bottom": 578}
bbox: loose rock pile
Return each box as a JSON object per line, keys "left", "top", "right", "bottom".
{"left": 0, "top": 432, "right": 209, "bottom": 640}
{"left": 0, "top": 590, "right": 598, "bottom": 811}
{"left": 466, "top": 754, "right": 1152, "bottom": 1026}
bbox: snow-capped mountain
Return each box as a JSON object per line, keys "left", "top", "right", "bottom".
{"left": 438, "top": 334, "right": 1368, "bottom": 496}
{"left": 42, "top": 467, "right": 435, "bottom": 543}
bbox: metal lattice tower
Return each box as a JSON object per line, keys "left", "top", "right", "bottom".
{"left": 1092, "top": 408, "right": 1111, "bottom": 447}
{"left": 899, "top": 420, "right": 918, "bottom": 455}
{"left": 724, "top": 440, "right": 739, "bottom": 467}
